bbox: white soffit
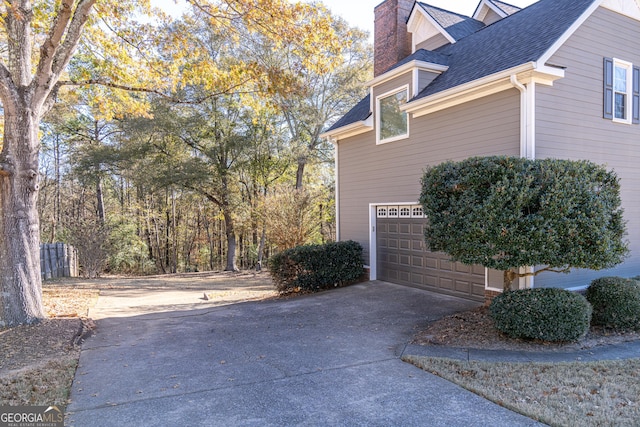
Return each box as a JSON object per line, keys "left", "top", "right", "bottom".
{"left": 473, "top": 0, "right": 508, "bottom": 22}
{"left": 602, "top": 0, "right": 640, "bottom": 20}
{"left": 407, "top": 4, "right": 456, "bottom": 47}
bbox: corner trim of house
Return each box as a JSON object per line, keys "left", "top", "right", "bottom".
{"left": 335, "top": 144, "right": 340, "bottom": 241}
{"left": 369, "top": 202, "right": 417, "bottom": 281}
{"left": 537, "top": 0, "right": 603, "bottom": 66}
{"left": 369, "top": 203, "right": 378, "bottom": 280}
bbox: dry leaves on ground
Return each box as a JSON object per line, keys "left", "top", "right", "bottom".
{"left": 413, "top": 306, "right": 640, "bottom": 352}
{"left": 0, "top": 285, "right": 99, "bottom": 406}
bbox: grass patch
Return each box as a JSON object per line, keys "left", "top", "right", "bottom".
{"left": 403, "top": 355, "right": 640, "bottom": 427}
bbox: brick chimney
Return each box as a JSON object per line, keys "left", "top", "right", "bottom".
{"left": 374, "top": 0, "right": 414, "bottom": 77}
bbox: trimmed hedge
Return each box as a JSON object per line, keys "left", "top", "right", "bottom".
{"left": 490, "top": 288, "right": 592, "bottom": 342}
{"left": 586, "top": 276, "right": 640, "bottom": 331}
{"left": 268, "top": 240, "right": 364, "bottom": 294}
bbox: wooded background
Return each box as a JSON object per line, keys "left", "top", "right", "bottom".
{"left": 32, "top": 1, "right": 373, "bottom": 277}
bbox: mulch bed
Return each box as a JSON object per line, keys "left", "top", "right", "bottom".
{"left": 413, "top": 306, "right": 640, "bottom": 352}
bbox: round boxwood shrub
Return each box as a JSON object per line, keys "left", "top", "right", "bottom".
{"left": 489, "top": 288, "right": 592, "bottom": 342}
{"left": 586, "top": 276, "right": 640, "bottom": 331}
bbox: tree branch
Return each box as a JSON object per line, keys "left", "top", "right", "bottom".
{"left": 56, "top": 78, "right": 257, "bottom": 104}
{"left": 34, "top": 0, "right": 74, "bottom": 90}
{"left": 50, "top": 0, "right": 96, "bottom": 77}
{"left": 515, "top": 266, "right": 572, "bottom": 279}
{"left": 32, "top": 0, "right": 96, "bottom": 107}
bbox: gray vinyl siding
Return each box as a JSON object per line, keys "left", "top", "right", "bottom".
{"left": 536, "top": 6, "right": 640, "bottom": 288}
{"left": 416, "top": 33, "right": 451, "bottom": 51}
{"left": 373, "top": 73, "right": 413, "bottom": 101}
{"left": 338, "top": 89, "right": 520, "bottom": 264}
{"left": 417, "top": 70, "right": 440, "bottom": 95}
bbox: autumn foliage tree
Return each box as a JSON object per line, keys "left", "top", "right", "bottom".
{"left": 0, "top": 0, "right": 343, "bottom": 326}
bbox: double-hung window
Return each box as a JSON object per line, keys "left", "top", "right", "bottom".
{"left": 377, "top": 86, "right": 409, "bottom": 144}
{"left": 604, "top": 57, "right": 640, "bottom": 124}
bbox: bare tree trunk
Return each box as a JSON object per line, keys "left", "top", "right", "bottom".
{"left": 295, "top": 156, "right": 306, "bottom": 190}
{"left": 53, "top": 134, "right": 61, "bottom": 240}
{"left": 96, "top": 176, "right": 105, "bottom": 225}
{"left": 0, "top": 0, "right": 95, "bottom": 326}
{"left": 223, "top": 210, "right": 239, "bottom": 272}
{"left": 0, "top": 110, "right": 46, "bottom": 327}
{"left": 256, "top": 226, "right": 266, "bottom": 271}
{"left": 503, "top": 270, "right": 517, "bottom": 292}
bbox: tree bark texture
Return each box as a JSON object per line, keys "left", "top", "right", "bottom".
{"left": 0, "top": 109, "right": 45, "bottom": 326}
{"left": 295, "top": 157, "right": 306, "bottom": 190}
{"left": 223, "top": 210, "right": 239, "bottom": 272}
{"left": 0, "top": 0, "right": 96, "bottom": 325}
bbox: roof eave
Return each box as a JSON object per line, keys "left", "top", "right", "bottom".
{"left": 366, "top": 60, "right": 449, "bottom": 87}
{"left": 320, "top": 115, "right": 374, "bottom": 144}
{"left": 403, "top": 62, "right": 565, "bottom": 117}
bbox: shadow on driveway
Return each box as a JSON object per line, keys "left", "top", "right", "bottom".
{"left": 66, "top": 281, "right": 543, "bottom": 426}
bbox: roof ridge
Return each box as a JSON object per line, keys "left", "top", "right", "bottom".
{"left": 452, "top": 0, "right": 525, "bottom": 40}
{"left": 488, "top": 0, "right": 523, "bottom": 15}
{"left": 417, "top": 2, "right": 472, "bottom": 20}
{"left": 417, "top": 2, "right": 486, "bottom": 42}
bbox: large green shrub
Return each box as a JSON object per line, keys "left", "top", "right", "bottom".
{"left": 420, "top": 156, "right": 628, "bottom": 290}
{"left": 586, "top": 277, "right": 640, "bottom": 331}
{"left": 490, "top": 288, "right": 592, "bottom": 342}
{"left": 268, "top": 240, "right": 364, "bottom": 294}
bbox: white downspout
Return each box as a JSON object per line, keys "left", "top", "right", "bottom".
{"left": 510, "top": 74, "right": 535, "bottom": 289}
{"left": 332, "top": 138, "right": 340, "bottom": 242}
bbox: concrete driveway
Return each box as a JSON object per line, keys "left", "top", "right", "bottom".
{"left": 66, "top": 281, "right": 542, "bottom": 426}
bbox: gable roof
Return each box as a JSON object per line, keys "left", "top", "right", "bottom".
{"left": 487, "top": 0, "right": 521, "bottom": 15}
{"left": 324, "top": 0, "right": 602, "bottom": 138}
{"left": 416, "top": 0, "right": 596, "bottom": 99}
{"left": 416, "top": 3, "right": 486, "bottom": 41}
{"left": 473, "top": 0, "right": 522, "bottom": 21}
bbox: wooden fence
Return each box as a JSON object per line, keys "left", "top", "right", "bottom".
{"left": 40, "top": 243, "right": 79, "bottom": 280}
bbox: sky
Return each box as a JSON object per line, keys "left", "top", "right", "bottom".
{"left": 319, "top": 0, "right": 538, "bottom": 39}
{"left": 153, "top": 0, "right": 540, "bottom": 40}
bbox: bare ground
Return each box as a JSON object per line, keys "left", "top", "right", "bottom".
{"left": 0, "top": 271, "right": 275, "bottom": 406}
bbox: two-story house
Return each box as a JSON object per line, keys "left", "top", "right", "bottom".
{"left": 322, "top": 0, "right": 640, "bottom": 301}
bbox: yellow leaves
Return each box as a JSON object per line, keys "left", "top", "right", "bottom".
{"left": 15, "top": 0, "right": 356, "bottom": 121}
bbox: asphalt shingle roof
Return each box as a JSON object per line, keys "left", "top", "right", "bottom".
{"left": 327, "top": 0, "right": 599, "bottom": 133}
{"left": 326, "top": 94, "right": 371, "bottom": 132}
{"left": 385, "top": 49, "right": 450, "bottom": 73}
{"left": 418, "top": 0, "right": 597, "bottom": 99}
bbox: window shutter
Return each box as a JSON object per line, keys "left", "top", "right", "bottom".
{"left": 603, "top": 57, "right": 614, "bottom": 120}
{"left": 633, "top": 65, "right": 640, "bottom": 124}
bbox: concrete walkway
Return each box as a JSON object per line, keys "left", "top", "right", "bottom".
{"left": 403, "top": 339, "right": 640, "bottom": 363}
{"left": 66, "top": 281, "right": 544, "bottom": 426}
